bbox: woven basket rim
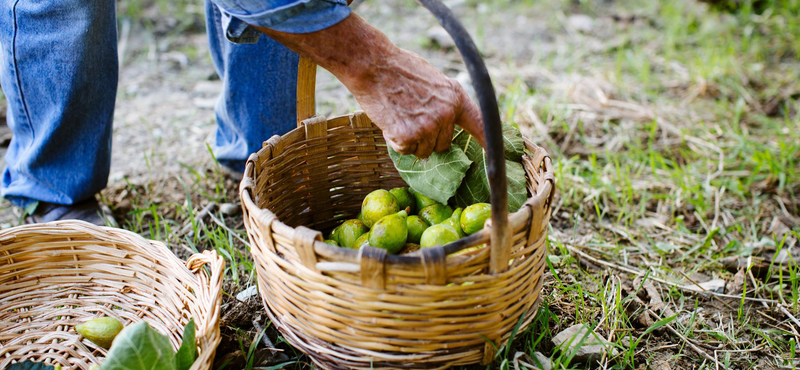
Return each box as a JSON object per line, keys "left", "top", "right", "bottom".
{"left": 0, "top": 220, "right": 224, "bottom": 370}
{"left": 239, "top": 113, "right": 556, "bottom": 271}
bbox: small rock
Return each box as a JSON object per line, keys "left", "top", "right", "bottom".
{"left": 426, "top": 26, "right": 456, "bottom": 49}
{"left": 533, "top": 352, "right": 553, "bottom": 370}
{"left": 568, "top": 14, "right": 594, "bottom": 33}
{"left": 552, "top": 324, "right": 617, "bottom": 364}
{"left": 235, "top": 285, "right": 258, "bottom": 302}
{"left": 219, "top": 203, "right": 241, "bottom": 216}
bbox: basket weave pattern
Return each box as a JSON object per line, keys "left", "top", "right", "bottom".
{"left": 0, "top": 221, "right": 224, "bottom": 370}
{"left": 241, "top": 112, "right": 555, "bottom": 369}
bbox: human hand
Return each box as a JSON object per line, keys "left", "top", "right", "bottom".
{"left": 255, "top": 14, "right": 484, "bottom": 158}
{"left": 344, "top": 48, "right": 484, "bottom": 158}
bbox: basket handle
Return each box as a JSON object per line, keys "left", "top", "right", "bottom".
{"left": 294, "top": 0, "right": 511, "bottom": 273}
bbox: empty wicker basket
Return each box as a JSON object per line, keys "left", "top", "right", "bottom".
{"left": 0, "top": 221, "right": 224, "bottom": 370}
{"left": 240, "top": 1, "right": 555, "bottom": 368}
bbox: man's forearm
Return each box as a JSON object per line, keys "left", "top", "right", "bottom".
{"left": 254, "top": 14, "right": 391, "bottom": 94}
{"left": 255, "top": 13, "right": 484, "bottom": 158}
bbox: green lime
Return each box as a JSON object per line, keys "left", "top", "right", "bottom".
{"left": 353, "top": 233, "right": 371, "bottom": 249}
{"left": 461, "top": 203, "right": 491, "bottom": 235}
{"left": 442, "top": 208, "right": 465, "bottom": 237}
{"left": 409, "top": 189, "right": 439, "bottom": 213}
{"left": 361, "top": 189, "right": 399, "bottom": 228}
{"left": 389, "top": 187, "right": 416, "bottom": 214}
{"left": 406, "top": 215, "right": 429, "bottom": 244}
{"left": 337, "top": 219, "right": 369, "bottom": 249}
{"left": 418, "top": 204, "right": 453, "bottom": 225}
{"left": 368, "top": 210, "right": 408, "bottom": 254}
{"left": 323, "top": 239, "right": 339, "bottom": 247}
{"left": 76, "top": 316, "right": 124, "bottom": 349}
{"left": 328, "top": 224, "right": 342, "bottom": 244}
{"left": 420, "top": 224, "right": 461, "bottom": 248}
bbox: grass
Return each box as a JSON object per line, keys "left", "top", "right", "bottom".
{"left": 77, "top": 0, "right": 800, "bottom": 368}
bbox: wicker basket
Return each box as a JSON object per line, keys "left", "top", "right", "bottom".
{"left": 0, "top": 221, "right": 224, "bottom": 370}
{"left": 239, "top": 1, "right": 555, "bottom": 368}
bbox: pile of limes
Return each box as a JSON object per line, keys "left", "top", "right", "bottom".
{"left": 325, "top": 187, "right": 492, "bottom": 254}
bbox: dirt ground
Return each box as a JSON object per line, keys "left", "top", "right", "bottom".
{"left": 1, "top": 0, "right": 798, "bottom": 369}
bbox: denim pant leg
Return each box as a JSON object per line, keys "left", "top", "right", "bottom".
{"left": 205, "top": 0, "right": 299, "bottom": 172}
{"left": 0, "top": 0, "right": 117, "bottom": 208}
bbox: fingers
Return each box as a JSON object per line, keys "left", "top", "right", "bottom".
{"left": 386, "top": 135, "right": 417, "bottom": 155}
{"left": 413, "top": 137, "right": 435, "bottom": 159}
{"left": 452, "top": 80, "right": 486, "bottom": 148}
{"left": 433, "top": 120, "right": 454, "bottom": 153}
{"left": 386, "top": 125, "right": 439, "bottom": 158}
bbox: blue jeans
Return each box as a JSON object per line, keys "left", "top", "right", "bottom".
{"left": 0, "top": 0, "right": 300, "bottom": 207}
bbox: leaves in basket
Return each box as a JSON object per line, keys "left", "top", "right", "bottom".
{"left": 174, "top": 319, "right": 197, "bottom": 370}
{"left": 7, "top": 361, "right": 57, "bottom": 370}
{"left": 452, "top": 127, "right": 527, "bottom": 212}
{"left": 501, "top": 122, "right": 526, "bottom": 162}
{"left": 101, "top": 322, "right": 176, "bottom": 370}
{"left": 387, "top": 145, "right": 472, "bottom": 204}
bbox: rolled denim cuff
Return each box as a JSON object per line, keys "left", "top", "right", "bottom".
{"left": 216, "top": 0, "right": 351, "bottom": 44}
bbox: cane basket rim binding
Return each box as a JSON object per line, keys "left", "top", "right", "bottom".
{"left": 0, "top": 220, "right": 224, "bottom": 370}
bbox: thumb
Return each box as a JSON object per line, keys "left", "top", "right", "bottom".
{"left": 453, "top": 80, "right": 485, "bottom": 148}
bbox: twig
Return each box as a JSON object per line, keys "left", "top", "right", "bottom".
{"left": 208, "top": 212, "right": 251, "bottom": 248}
{"left": 566, "top": 245, "right": 780, "bottom": 304}
{"left": 179, "top": 202, "right": 216, "bottom": 236}
{"left": 779, "top": 305, "right": 800, "bottom": 345}
{"left": 677, "top": 270, "right": 735, "bottom": 311}
{"left": 648, "top": 309, "right": 721, "bottom": 368}
{"left": 252, "top": 320, "right": 282, "bottom": 352}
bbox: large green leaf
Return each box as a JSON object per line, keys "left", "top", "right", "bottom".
{"left": 388, "top": 146, "right": 472, "bottom": 204}
{"left": 101, "top": 322, "right": 177, "bottom": 370}
{"left": 174, "top": 320, "right": 197, "bottom": 370}
{"left": 7, "top": 361, "right": 55, "bottom": 370}
{"left": 452, "top": 128, "right": 527, "bottom": 212}
{"left": 501, "top": 122, "right": 525, "bottom": 162}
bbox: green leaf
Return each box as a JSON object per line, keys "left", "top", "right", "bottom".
{"left": 452, "top": 128, "right": 527, "bottom": 212}
{"left": 388, "top": 146, "right": 472, "bottom": 204}
{"left": 7, "top": 361, "right": 56, "bottom": 370}
{"left": 23, "top": 201, "right": 39, "bottom": 217}
{"left": 501, "top": 122, "right": 525, "bottom": 162}
{"left": 174, "top": 320, "right": 197, "bottom": 370}
{"left": 101, "top": 322, "right": 177, "bottom": 370}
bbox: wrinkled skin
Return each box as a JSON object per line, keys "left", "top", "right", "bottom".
{"left": 390, "top": 187, "right": 416, "bottom": 214}
{"left": 420, "top": 224, "right": 460, "bottom": 248}
{"left": 361, "top": 189, "right": 399, "bottom": 228}
{"left": 406, "top": 215, "right": 430, "bottom": 244}
{"left": 409, "top": 189, "right": 439, "bottom": 211}
{"left": 418, "top": 204, "right": 453, "bottom": 226}
{"left": 461, "top": 203, "right": 491, "bottom": 235}
{"left": 256, "top": 14, "right": 485, "bottom": 159}
{"left": 368, "top": 210, "right": 408, "bottom": 254}
{"left": 337, "top": 219, "right": 369, "bottom": 249}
